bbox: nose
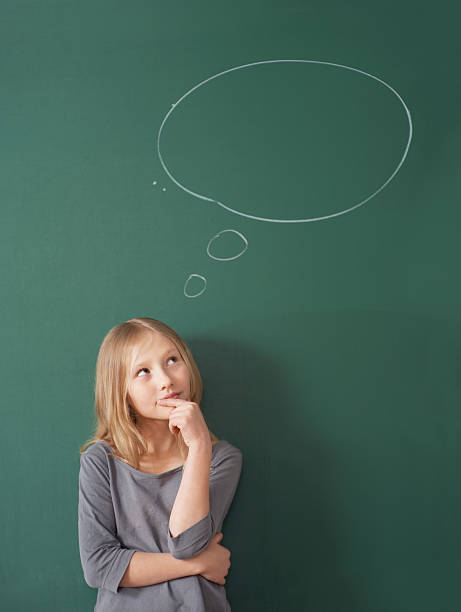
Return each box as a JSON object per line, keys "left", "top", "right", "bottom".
{"left": 159, "top": 375, "right": 174, "bottom": 391}
{"left": 152, "top": 364, "right": 174, "bottom": 393}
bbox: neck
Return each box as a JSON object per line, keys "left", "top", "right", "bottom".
{"left": 136, "top": 418, "right": 179, "bottom": 458}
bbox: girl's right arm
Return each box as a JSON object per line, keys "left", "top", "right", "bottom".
{"left": 119, "top": 551, "right": 199, "bottom": 587}
{"left": 120, "top": 532, "right": 230, "bottom": 587}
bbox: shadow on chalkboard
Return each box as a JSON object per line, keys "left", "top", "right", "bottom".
{"left": 185, "top": 325, "right": 362, "bottom": 611}
{"left": 180, "top": 306, "right": 459, "bottom": 610}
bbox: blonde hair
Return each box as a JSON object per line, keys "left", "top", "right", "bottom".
{"left": 79, "top": 317, "right": 219, "bottom": 468}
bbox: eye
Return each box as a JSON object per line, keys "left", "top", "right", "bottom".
{"left": 135, "top": 356, "right": 178, "bottom": 377}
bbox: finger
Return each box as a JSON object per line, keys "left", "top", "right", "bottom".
{"left": 156, "top": 397, "right": 184, "bottom": 405}
{"left": 168, "top": 416, "right": 181, "bottom": 433}
{"left": 168, "top": 408, "right": 182, "bottom": 421}
{"left": 168, "top": 414, "right": 181, "bottom": 429}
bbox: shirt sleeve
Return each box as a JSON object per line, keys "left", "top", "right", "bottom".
{"left": 167, "top": 444, "right": 243, "bottom": 560}
{"left": 78, "top": 449, "right": 139, "bottom": 594}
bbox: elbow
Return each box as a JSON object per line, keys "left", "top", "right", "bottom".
{"left": 81, "top": 550, "right": 107, "bottom": 590}
{"left": 82, "top": 564, "right": 101, "bottom": 590}
{"left": 79, "top": 548, "right": 102, "bottom": 589}
{"left": 169, "top": 537, "right": 211, "bottom": 560}
{"left": 80, "top": 545, "right": 132, "bottom": 594}
{"left": 167, "top": 512, "right": 214, "bottom": 559}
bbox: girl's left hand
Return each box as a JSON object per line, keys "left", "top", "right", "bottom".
{"left": 156, "top": 397, "right": 210, "bottom": 449}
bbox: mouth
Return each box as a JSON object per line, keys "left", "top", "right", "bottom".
{"left": 160, "top": 392, "right": 180, "bottom": 400}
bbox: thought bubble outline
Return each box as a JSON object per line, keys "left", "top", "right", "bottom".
{"left": 157, "top": 59, "right": 413, "bottom": 223}
{"left": 184, "top": 273, "right": 207, "bottom": 298}
{"left": 206, "top": 229, "right": 249, "bottom": 261}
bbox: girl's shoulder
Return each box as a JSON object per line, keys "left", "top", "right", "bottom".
{"left": 80, "top": 440, "right": 113, "bottom": 462}
{"left": 210, "top": 439, "right": 242, "bottom": 469}
{"left": 214, "top": 438, "right": 241, "bottom": 453}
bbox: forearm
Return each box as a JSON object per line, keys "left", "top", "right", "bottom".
{"left": 169, "top": 439, "right": 212, "bottom": 538}
{"left": 119, "top": 551, "right": 198, "bottom": 587}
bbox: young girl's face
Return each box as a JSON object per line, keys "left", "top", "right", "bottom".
{"left": 127, "top": 331, "right": 191, "bottom": 422}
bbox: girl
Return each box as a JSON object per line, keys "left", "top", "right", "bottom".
{"left": 78, "top": 317, "right": 243, "bottom": 611}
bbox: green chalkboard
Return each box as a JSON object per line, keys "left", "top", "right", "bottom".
{"left": 2, "top": 1, "right": 461, "bottom": 610}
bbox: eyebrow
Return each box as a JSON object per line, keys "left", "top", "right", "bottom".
{"left": 133, "top": 348, "right": 178, "bottom": 369}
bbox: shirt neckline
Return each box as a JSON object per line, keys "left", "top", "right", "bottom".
{"left": 98, "top": 439, "right": 225, "bottom": 478}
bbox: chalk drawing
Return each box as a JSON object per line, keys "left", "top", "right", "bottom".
{"left": 156, "top": 59, "right": 413, "bottom": 223}
{"left": 184, "top": 273, "right": 207, "bottom": 298}
{"left": 206, "top": 229, "right": 248, "bottom": 261}
{"left": 157, "top": 59, "right": 413, "bottom": 297}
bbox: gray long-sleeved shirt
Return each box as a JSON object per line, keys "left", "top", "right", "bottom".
{"left": 78, "top": 439, "right": 242, "bottom": 611}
